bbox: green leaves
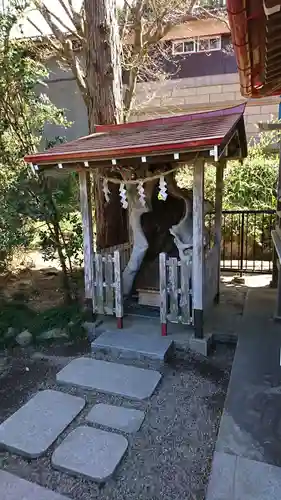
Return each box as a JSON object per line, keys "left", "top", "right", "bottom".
{"left": 0, "top": 3, "right": 82, "bottom": 285}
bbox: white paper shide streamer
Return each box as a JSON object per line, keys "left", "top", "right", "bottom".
{"left": 159, "top": 175, "right": 168, "bottom": 201}
{"left": 102, "top": 178, "right": 110, "bottom": 202}
{"left": 137, "top": 181, "right": 146, "bottom": 207}
{"left": 119, "top": 182, "right": 128, "bottom": 209}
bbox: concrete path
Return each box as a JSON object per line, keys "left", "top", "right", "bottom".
{"left": 206, "top": 287, "right": 281, "bottom": 499}
{"left": 0, "top": 470, "right": 68, "bottom": 500}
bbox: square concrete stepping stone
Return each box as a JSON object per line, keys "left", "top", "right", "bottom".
{"left": 92, "top": 329, "right": 174, "bottom": 361}
{"left": 0, "top": 470, "right": 68, "bottom": 500}
{"left": 86, "top": 403, "right": 145, "bottom": 433}
{"left": 0, "top": 390, "right": 85, "bottom": 458}
{"left": 56, "top": 357, "right": 161, "bottom": 400}
{"left": 52, "top": 426, "right": 128, "bottom": 482}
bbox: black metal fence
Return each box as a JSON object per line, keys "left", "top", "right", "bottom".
{"left": 207, "top": 209, "right": 275, "bottom": 274}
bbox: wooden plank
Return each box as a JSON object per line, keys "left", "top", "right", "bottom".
{"left": 104, "top": 255, "right": 114, "bottom": 315}
{"left": 192, "top": 159, "right": 204, "bottom": 338}
{"left": 79, "top": 171, "right": 94, "bottom": 303}
{"left": 159, "top": 253, "right": 168, "bottom": 335}
{"left": 169, "top": 258, "right": 179, "bottom": 323}
{"left": 114, "top": 251, "right": 123, "bottom": 327}
{"left": 180, "top": 258, "right": 191, "bottom": 324}
{"left": 214, "top": 160, "right": 225, "bottom": 301}
{"left": 95, "top": 253, "right": 104, "bottom": 314}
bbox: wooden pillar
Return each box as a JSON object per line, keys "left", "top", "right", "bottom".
{"left": 276, "top": 262, "right": 281, "bottom": 319}
{"left": 214, "top": 160, "right": 225, "bottom": 303}
{"left": 272, "top": 144, "right": 281, "bottom": 287}
{"left": 193, "top": 159, "right": 204, "bottom": 338}
{"left": 79, "top": 171, "right": 94, "bottom": 313}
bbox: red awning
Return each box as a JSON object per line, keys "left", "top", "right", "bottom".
{"left": 25, "top": 104, "right": 246, "bottom": 168}
{"left": 227, "top": 0, "right": 281, "bottom": 97}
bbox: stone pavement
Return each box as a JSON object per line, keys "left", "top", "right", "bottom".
{"left": 0, "top": 346, "right": 162, "bottom": 491}
{"left": 86, "top": 403, "right": 145, "bottom": 433}
{"left": 56, "top": 357, "right": 162, "bottom": 400}
{"left": 0, "top": 390, "right": 85, "bottom": 458}
{"left": 206, "top": 286, "right": 281, "bottom": 500}
{"left": 52, "top": 426, "right": 128, "bottom": 482}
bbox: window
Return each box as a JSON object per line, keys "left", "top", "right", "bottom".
{"left": 172, "top": 39, "right": 195, "bottom": 54}
{"left": 172, "top": 36, "right": 221, "bottom": 55}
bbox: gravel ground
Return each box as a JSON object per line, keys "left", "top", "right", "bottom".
{"left": 0, "top": 342, "right": 234, "bottom": 500}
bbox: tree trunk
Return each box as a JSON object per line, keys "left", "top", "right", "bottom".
{"left": 123, "top": 186, "right": 150, "bottom": 296}
{"left": 84, "top": 0, "right": 128, "bottom": 249}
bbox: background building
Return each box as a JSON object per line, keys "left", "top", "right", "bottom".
{"left": 42, "top": 15, "right": 279, "bottom": 142}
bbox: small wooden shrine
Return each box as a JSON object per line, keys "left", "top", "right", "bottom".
{"left": 25, "top": 104, "right": 247, "bottom": 339}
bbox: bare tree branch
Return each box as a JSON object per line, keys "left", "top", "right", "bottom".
{"left": 56, "top": 0, "right": 73, "bottom": 21}
{"left": 27, "top": 0, "right": 227, "bottom": 122}
{"left": 33, "top": 0, "right": 81, "bottom": 41}
{"left": 198, "top": 5, "right": 229, "bottom": 29}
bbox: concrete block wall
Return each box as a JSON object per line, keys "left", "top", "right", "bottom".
{"left": 133, "top": 73, "right": 280, "bottom": 139}
{"left": 43, "top": 59, "right": 279, "bottom": 142}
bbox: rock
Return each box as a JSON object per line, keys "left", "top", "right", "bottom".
{"left": 16, "top": 330, "right": 32, "bottom": 347}
{"left": 4, "top": 327, "right": 16, "bottom": 340}
{"left": 82, "top": 320, "right": 103, "bottom": 342}
{"left": 38, "top": 328, "right": 68, "bottom": 341}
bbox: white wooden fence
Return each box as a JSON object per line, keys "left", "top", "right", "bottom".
{"left": 93, "top": 250, "right": 123, "bottom": 326}
{"left": 159, "top": 245, "right": 220, "bottom": 333}
{"left": 101, "top": 242, "right": 132, "bottom": 271}
{"left": 159, "top": 253, "right": 193, "bottom": 334}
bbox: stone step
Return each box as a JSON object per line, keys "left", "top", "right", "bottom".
{"left": 91, "top": 328, "right": 174, "bottom": 362}
{"left": 56, "top": 357, "right": 161, "bottom": 400}
{"left": 52, "top": 426, "right": 128, "bottom": 482}
{"left": 0, "top": 470, "right": 68, "bottom": 500}
{"left": 0, "top": 390, "right": 85, "bottom": 458}
{"left": 86, "top": 403, "right": 145, "bottom": 433}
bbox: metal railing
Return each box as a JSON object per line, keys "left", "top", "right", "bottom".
{"left": 207, "top": 209, "right": 275, "bottom": 274}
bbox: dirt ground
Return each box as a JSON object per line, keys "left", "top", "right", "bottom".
{"left": 0, "top": 343, "right": 234, "bottom": 500}
{"left": 0, "top": 252, "right": 271, "bottom": 499}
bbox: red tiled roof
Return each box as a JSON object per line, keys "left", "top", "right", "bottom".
{"left": 25, "top": 104, "right": 246, "bottom": 166}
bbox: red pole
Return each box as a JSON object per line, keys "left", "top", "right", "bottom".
{"left": 117, "top": 317, "right": 123, "bottom": 329}
{"left": 161, "top": 323, "right": 167, "bottom": 336}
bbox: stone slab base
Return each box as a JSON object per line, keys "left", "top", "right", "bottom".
{"left": 189, "top": 334, "right": 213, "bottom": 356}
{"left": 0, "top": 390, "right": 85, "bottom": 458}
{"left": 92, "top": 329, "right": 174, "bottom": 362}
{"left": 52, "top": 426, "right": 128, "bottom": 482}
